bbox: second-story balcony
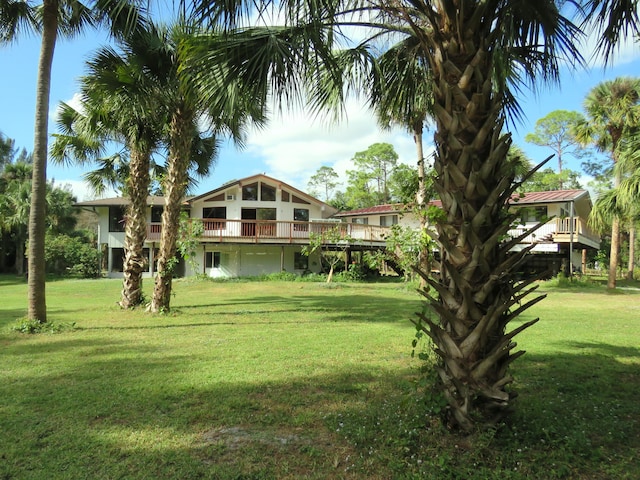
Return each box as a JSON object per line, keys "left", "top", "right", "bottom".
{"left": 146, "top": 218, "right": 390, "bottom": 246}
{"left": 508, "top": 217, "right": 600, "bottom": 250}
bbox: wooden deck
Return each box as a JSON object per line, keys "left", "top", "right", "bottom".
{"left": 146, "top": 219, "right": 390, "bottom": 246}
{"left": 508, "top": 218, "right": 600, "bottom": 249}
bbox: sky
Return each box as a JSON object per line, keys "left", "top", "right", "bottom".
{"left": 1, "top": 12, "right": 639, "bottom": 202}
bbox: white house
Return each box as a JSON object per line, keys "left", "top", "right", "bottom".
{"left": 77, "top": 174, "right": 389, "bottom": 279}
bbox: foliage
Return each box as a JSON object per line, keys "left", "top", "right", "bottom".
{"left": 302, "top": 225, "right": 355, "bottom": 282}
{"left": 519, "top": 167, "right": 582, "bottom": 192}
{"left": 307, "top": 165, "right": 339, "bottom": 202}
{"left": 176, "top": 213, "right": 205, "bottom": 275}
{"left": 10, "top": 318, "right": 77, "bottom": 334}
{"left": 44, "top": 233, "right": 101, "bottom": 278}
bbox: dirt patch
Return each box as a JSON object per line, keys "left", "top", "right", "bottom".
{"left": 203, "top": 425, "right": 312, "bottom": 450}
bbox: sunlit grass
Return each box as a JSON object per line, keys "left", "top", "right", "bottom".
{"left": 1, "top": 275, "right": 638, "bottom": 479}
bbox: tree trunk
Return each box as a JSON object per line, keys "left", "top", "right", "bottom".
{"left": 414, "top": 123, "right": 430, "bottom": 289}
{"left": 626, "top": 224, "right": 635, "bottom": 280}
{"left": 411, "top": 9, "right": 545, "bottom": 431}
{"left": 149, "top": 109, "right": 193, "bottom": 313}
{"left": 120, "top": 148, "right": 151, "bottom": 308}
{"left": 28, "top": 0, "right": 58, "bottom": 323}
{"left": 608, "top": 166, "right": 623, "bottom": 289}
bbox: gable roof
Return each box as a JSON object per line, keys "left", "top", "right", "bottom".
{"left": 75, "top": 196, "right": 172, "bottom": 207}
{"left": 187, "top": 173, "right": 337, "bottom": 212}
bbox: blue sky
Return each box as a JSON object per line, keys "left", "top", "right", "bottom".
{"left": 1, "top": 18, "right": 639, "bottom": 201}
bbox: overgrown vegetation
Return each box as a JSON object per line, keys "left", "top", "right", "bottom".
{"left": 1, "top": 277, "right": 638, "bottom": 479}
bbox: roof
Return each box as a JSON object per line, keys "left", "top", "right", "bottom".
{"left": 187, "top": 173, "right": 337, "bottom": 213}
{"left": 75, "top": 196, "right": 172, "bottom": 207}
{"left": 512, "top": 189, "right": 589, "bottom": 205}
{"left": 333, "top": 203, "right": 406, "bottom": 217}
{"left": 334, "top": 190, "right": 591, "bottom": 217}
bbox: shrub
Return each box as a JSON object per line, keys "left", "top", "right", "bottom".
{"left": 44, "top": 234, "right": 101, "bottom": 278}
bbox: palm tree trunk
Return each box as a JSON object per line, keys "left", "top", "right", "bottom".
{"left": 412, "top": 12, "right": 544, "bottom": 431}
{"left": 120, "top": 148, "right": 151, "bottom": 308}
{"left": 608, "top": 167, "right": 622, "bottom": 289}
{"left": 150, "top": 109, "right": 193, "bottom": 313}
{"left": 28, "top": 0, "right": 58, "bottom": 323}
{"left": 626, "top": 224, "right": 635, "bottom": 280}
{"left": 414, "top": 123, "right": 430, "bottom": 289}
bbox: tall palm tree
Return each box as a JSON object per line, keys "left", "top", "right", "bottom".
{"left": 1, "top": 0, "right": 145, "bottom": 322}
{"left": 137, "top": 20, "right": 266, "bottom": 313}
{"left": 51, "top": 40, "right": 163, "bottom": 308}
{"left": 190, "top": 0, "right": 637, "bottom": 430}
{"left": 575, "top": 77, "right": 640, "bottom": 289}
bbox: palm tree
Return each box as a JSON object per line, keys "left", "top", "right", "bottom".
{"left": 1, "top": 0, "right": 145, "bottom": 322}
{"left": 139, "top": 20, "right": 265, "bottom": 313}
{"left": 51, "top": 40, "right": 163, "bottom": 308}
{"left": 575, "top": 77, "right": 640, "bottom": 289}
{"left": 0, "top": 162, "right": 32, "bottom": 275}
{"left": 188, "top": 0, "right": 640, "bottom": 430}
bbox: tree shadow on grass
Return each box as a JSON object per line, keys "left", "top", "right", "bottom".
{"left": 1, "top": 331, "right": 639, "bottom": 479}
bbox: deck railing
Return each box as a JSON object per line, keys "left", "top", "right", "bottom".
{"left": 507, "top": 218, "right": 600, "bottom": 244}
{"left": 146, "top": 219, "right": 389, "bottom": 244}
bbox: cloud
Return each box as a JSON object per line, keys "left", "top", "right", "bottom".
{"left": 244, "top": 99, "right": 433, "bottom": 191}
{"left": 50, "top": 92, "right": 84, "bottom": 126}
{"left": 51, "top": 178, "right": 117, "bottom": 202}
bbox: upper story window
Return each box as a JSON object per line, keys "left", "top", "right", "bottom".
{"left": 522, "top": 206, "right": 548, "bottom": 223}
{"left": 109, "top": 206, "right": 126, "bottom": 232}
{"left": 151, "top": 206, "right": 163, "bottom": 223}
{"left": 380, "top": 215, "right": 398, "bottom": 227}
{"left": 242, "top": 182, "right": 259, "bottom": 201}
{"left": 261, "top": 183, "right": 276, "bottom": 201}
{"left": 203, "top": 206, "right": 227, "bottom": 219}
{"left": 352, "top": 217, "right": 368, "bottom": 225}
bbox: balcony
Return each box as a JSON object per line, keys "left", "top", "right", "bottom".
{"left": 508, "top": 217, "right": 600, "bottom": 250}
{"left": 146, "top": 219, "right": 389, "bottom": 246}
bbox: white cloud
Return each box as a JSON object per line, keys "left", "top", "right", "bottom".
{"left": 50, "top": 92, "right": 84, "bottom": 126}
{"left": 52, "top": 179, "right": 117, "bottom": 202}
{"left": 244, "top": 99, "right": 432, "bottom": 192}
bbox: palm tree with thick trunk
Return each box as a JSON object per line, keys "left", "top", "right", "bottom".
{"left": 575, "top": 77, "right": 640, "bottom": 289}
{"left": 1, "top": 0, "right": 144, "bottom": 322}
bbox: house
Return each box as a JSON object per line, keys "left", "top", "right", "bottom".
{"left": 76, "top": 174, "right": 389, "bottom": 279}
{"left": 334, "top": 189, "right": 601, "bottom": 276}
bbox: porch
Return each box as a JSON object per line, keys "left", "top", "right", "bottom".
{"left": 508, "top": 217, "right": 600, "bottom": 250}
{"left": 146, "top": 219, "right": 390, "bottom": 246}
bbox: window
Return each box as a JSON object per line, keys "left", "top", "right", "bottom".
{"left": 352, "top": 217, "right": 368, "bottom": 225}
{"left": 203, "top": 206, "right": 227, "bottom": 229}
{"left": 294, "top": 208, "right": 309, "bottom": 232}
{"left": 522, "top": 206, "right": 548, "bottom": 222}
{"left": 294, "top": 252, "right": 308, "bottom": 270}
{"left": 257, "top": 208, "right": 276, "bottom": 220}
{"left": 261, "top": 183, "right": 276, "bottom": 201}
{"left": 111, "top": 248, "right": 124, "bottom": 271}
{"left": 205, "top": 251, "right": 221, "bottom": 268}
{"left": 380, "top": 215, "right": 398, "bottom": 227}
{"left": 242, "top": 182, "right": 258, "bottom": 201}
{"left": 151, "top": 206, "right": 163, "bottom": 223}
{"left": 281, "top": 191, "right": 290, "bottom": 202}
{"left": 109, "top": 206, "right": 126, "bottom": 232}
{"left": 292, "top": 194, "right": 310, "bottom": 204}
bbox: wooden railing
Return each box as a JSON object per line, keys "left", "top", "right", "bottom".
{"left": 508, "top": 218, "right": 600, "bottom": 245}
{"left": 146, "top": 219, "right": 389, "bottom": 244}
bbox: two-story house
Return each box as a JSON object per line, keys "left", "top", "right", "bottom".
{"left": 77, "top": 174, "right": 388, "bottom": 279}
{"left": 334, "top": 189, "right": 601, "bottom": 276}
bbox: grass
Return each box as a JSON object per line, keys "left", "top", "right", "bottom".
{"left": 0, "top": 275, "right": 638, "bottom": 479}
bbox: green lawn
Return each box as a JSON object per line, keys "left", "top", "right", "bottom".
{"left": 1, "top": 276, "right": 638, "bottom": 479}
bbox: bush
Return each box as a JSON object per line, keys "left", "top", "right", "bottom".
{"left": 44, "top": 234, "right": 101, "bottom": 278}
{"left": 11, "top": 318, "right": 77, "bottom": 334}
